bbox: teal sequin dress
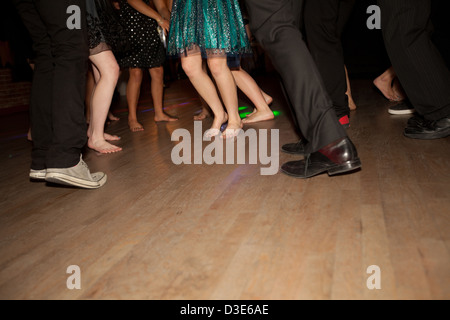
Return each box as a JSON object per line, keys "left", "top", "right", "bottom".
{"left": 167, "top": 0, "right": 252, "bottom": 57}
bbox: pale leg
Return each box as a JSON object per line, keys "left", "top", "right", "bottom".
{"left": 181, "top": 54, "right": 228, "bottom": 135}
{"left": 207, "top": 57, "right": 242, "bottom": 138}
{"left": 87, "top": 51, "right": 122, "bottom": 153}
{"left": 232, "top": 67, "right": 274, "bottom": 124}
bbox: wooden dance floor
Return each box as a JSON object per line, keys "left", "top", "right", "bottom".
{"left": 0, "top": 75, "right": 449, "bottom": 300}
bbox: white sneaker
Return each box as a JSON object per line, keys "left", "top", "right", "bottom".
{"left": 30, "top": 169, "right": 46, "bottom": 181}
{"left": 45, "top": 156, "right": 107, "bottom": 189}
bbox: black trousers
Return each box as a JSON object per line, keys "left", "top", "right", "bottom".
{"left": 14, "top": 0, "right": 89, "bottom": 169}
{"left": 244, "top": 0, "right": 347, "bottom": 153}
{"left": 378, "top": 0, "right": 450, "bottom": 121}
{"left": 304, "top": 0, "right": 355, "bottom": 119}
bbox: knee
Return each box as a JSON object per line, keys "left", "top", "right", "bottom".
{"left": 129, "top": 68, "right": 143, "bottom": 81}
{"left": 105, "top": 62, "right": 120, "bottom": 82}
{"left": 181, "top": 59, "right": 199, "bottom": 78}
{"left": 150, "top": 66, "right": 164, "bottom": 80}
{"left": 207, "top": 59, "right": 227, "bottom": 78}
{"left": 112, "top": 62, "right": 120, "bottom": 80}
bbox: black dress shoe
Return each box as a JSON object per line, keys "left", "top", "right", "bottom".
{"left": 404, "top": 116, "right": 450, "bottom": 140}
{"left": 281, "top": 137, "right": 361, "bottom": 179}
{"left": 281, "top": 140, "right": 306, "bottom": 155}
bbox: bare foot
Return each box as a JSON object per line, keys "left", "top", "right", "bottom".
{"left": 392, "top": 78, "right": 406, "bottom": 102}
{"left": 88, "top": 131, "right": 121, "bottom": 141}
{"left": 194, "top": 108, "right": 211, "bottom": 121}
{"left": 88, "top": 139, "right": 122, "bottom": 154}
{"left": 221, "top": 120, "right": 243, "bottom": 140}
{"left": 27, "top": 128, "right": 32, "bottom": 141}
{"left": 129, "top": 119, "right": 144, "bottom": 132}
{"left": 155, "top": 113, "right": 178, "bottom": 122}
{"left": 108, "top": 112, "right": 120, "bottom": 121}
{"left": 209, "top": 112, "right": 228, "bottom": 132}
{"left": 246, "top": 108, "right": 257, "bottom": 117}
{"left": 104, "top": 133, "right": 121, "bottom": 141}
{"left": 204, "top": 113, "right": 229, "bottom": 139}
{"left": 373, "top": 77, "right": 398, "bottom": 101}
{"left": 242, "top": 110, "right": 275, "bottom": 124}
{"left": 262, "top": 93, "right": 273, "bottom": 105}
{"left": 246, "top": 93, "right": 272, "bottom": 118}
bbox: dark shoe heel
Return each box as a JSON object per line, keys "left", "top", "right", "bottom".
{"left": 327, "top": 159, "right": 362, "bottom": 176}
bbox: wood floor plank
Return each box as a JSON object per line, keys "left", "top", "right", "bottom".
{"left": 0, "top": 77, "right": 449, "bottom": 300}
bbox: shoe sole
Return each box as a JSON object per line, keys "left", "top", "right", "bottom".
{"left": 45, "top": 172, "right": 107, "bottom": 189}
{"left": 281, "top": 159, "right": 362, "bottom": 179}
{"left": 327, "top": 159, "right": 362, "bottom": 176}
{"left": 29, "top": 173, "right": 46, "bottom": 181}
{"left": 388, "top": 109, "right": 415, "bottom": 115}
{"left": 404, "top": 128, "right": 450, "bottom": 140}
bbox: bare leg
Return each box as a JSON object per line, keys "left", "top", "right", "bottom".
{"left": 345, "top": 65, "right": 357, "bottom": 111}
{"left": 86, "top": 67, "right": 117, "bottom": 141}
{"left": 246, "top": 90, "right": 272, "bottom": 117}
{"left": 261, "top": 90, "right": 273, "bottom": 105}
{"left": 87, "top": 51, "right": 122, "bottom": 154}
{"left": 207, "top": 57, "right": 242, "bottom": 138}
{"left": 181, "top": 54, "right": 228, "bottom": 136}
{"left": 150, "top": 66, "right": 178, "bottom": 122}
{"left": 193, "top": 61, "right": 212, "bottom": 121}
{"left": 127, "top": 68, "right": 144, "bottom": 131}
{"left": 232, "top": 67, "right": 274, "bottom": 124}
{"left": 373, "top": 66, "right": 401, "bottom": 101}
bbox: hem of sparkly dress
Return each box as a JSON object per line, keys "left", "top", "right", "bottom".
{"left": 167, "top": 42, "right": 252, "bottom": 58}
{"left": 118, "top": 61, "right": 165, "bottom": 69}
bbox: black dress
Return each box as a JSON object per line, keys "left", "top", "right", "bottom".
{"left": 117, "top": 0, "right": 166, "bottom": 69}
{"left": 86, "top": 0, "right": 129, "bottom": 57}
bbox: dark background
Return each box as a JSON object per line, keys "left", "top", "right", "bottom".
{"left": 342, "top": 0, "right": 390, "bottom": 77}
{"left": 1, "top": 0, "right": 449, "bottom": 82}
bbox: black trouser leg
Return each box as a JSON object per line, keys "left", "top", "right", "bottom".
{"left": 304, "top": 0, "right": 353, "bottom": 119}
{"left": 14, "top": 0, "right": 89, "bottom": 169}
{"left": 245, "top": 0, "right": 347, "bottom": 154}
{"left": 378, "top": 0, "right": 450, "bottom": 121}
{"left": 14, "top": 0, "right": 53, "bottom": 170}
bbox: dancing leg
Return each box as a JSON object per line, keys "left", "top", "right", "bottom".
{"left": 87, "top": 50, "right": 122, "bottom": 153}
{"left": 127, "top": 68, "right": 144, "bottom": 131}
{"left": 181, "top": 54, "right": 228, "bottom": 136}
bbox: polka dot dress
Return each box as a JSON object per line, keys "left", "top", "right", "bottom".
{"left": 118, "top": 0, "right": 166, "bottom": 69}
